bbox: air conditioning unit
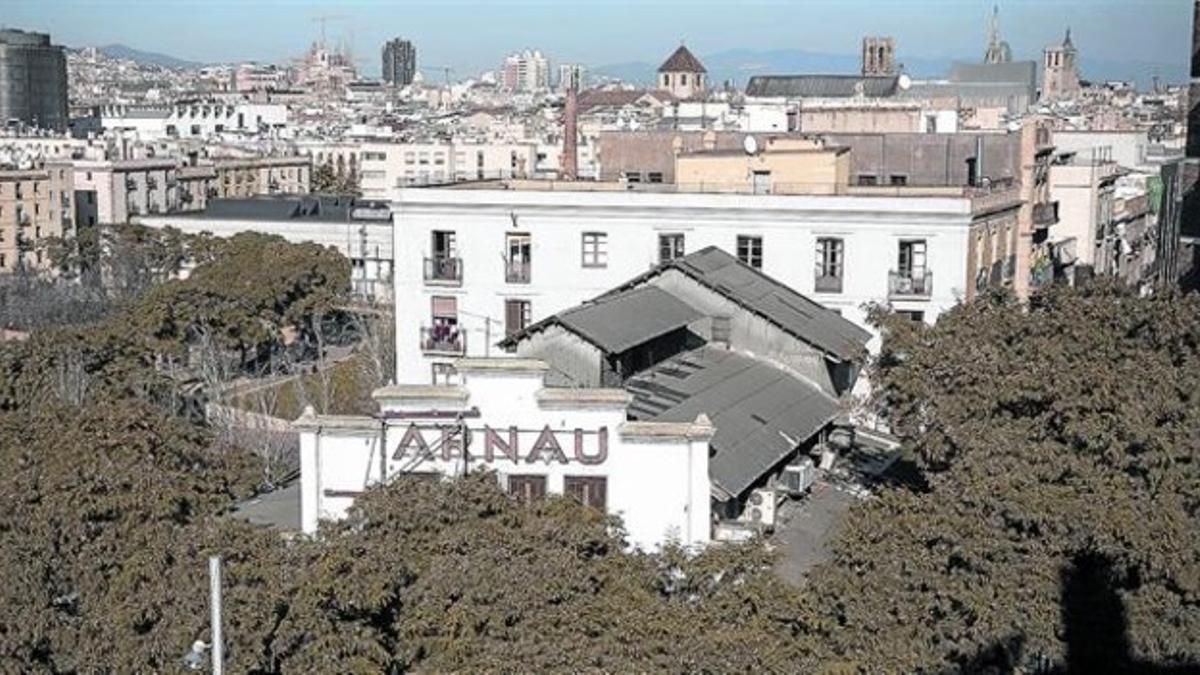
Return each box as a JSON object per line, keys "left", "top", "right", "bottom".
{"left": 741, "top": 488, "right": 777, "bottom": 529}
{"left": 780, "top": 458, "right": 817, "bottom": 495}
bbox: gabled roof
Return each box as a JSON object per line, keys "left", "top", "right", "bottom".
{"left": 627, "top": 347, "right": 837, "bottom": 499}
{"left": 578, "top": 88, "right": 671, "bottom": 112}
{"left": 609, "top": 247, "right": 871, "bottom": 362}
{"left": 745, "top": 74, "right": 900, "bottom": 98}
{"left": 658, "top": 45, "right": 707, "bottom": 74}
{"left": 500, "top": 285, "right": 703, "bottom": 354}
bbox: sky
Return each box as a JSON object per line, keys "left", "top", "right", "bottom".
{"left": 2, "top": 0, "right": 1192, "bottom": 78}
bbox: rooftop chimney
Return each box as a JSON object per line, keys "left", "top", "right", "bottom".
{"left": 562, "top": 84, "right": 579, "bottom": 180}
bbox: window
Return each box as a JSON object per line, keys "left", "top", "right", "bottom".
{"left": 432, "top": 363, "right": 459, "bottom": 385}
{"left": 737, "top": 235, "right": 763, "bottom": 269}
{"left": 507, "top": 475, "right": 547, "bottom": 503}
{"left": 815, "top": 237, "right": 844, "bottom": 293}
{"left": 647, "top": 172, "right": 664, "bottom": 184}
{"left": 190, "top": 125, "right": 201, "bottom": 136}
{"left": 506, "top": 232, "right": 532, "bottom": 283}
{"left": 431, "top": 230, "right": 457, "bottom": 258}
{"left": 564, "top": 476, "right": 607, "bottom": 510}
{"left": 659, "top": 233, "right": 685, "bottom": 263}
{"left": 889, "top": 174, "right": 908, "bottom": 186}
{"left": 856, "top": 175, "right": 878, "bottom": 186}
{"left": 896, "top": 310, "right": 925, "bottom": 323}
{"left": 504, "top": 299, "right": 531, "bottom": 341}
{"left": 624, "top": 171, "right": 642, "bottom": 184}
{"left": 662, "top": 74, "right": 670, "bottom": 87}
{"left": 581, "top": 232, "right": 607, "bottom": 268}
{"left": 898, "top": 240, "right": 927, "bottom": 278}
{"left": 681, "top": 74, "right": 688, "bottom": 86}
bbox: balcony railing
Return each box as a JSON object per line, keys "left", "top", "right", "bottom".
{"left": 1033, "top": 201, "right": 1060, "bottom": 228}
{"left": 506, "top": 259, "right": 531, "bottom": 284}
{"left": 888, "top": 270, "right": 933, "bottom": 299}
{"left": 814, "top": 274, "right": 843, "bottom": 294}
{"left": 421, "top": 326, "right": 465, "bottom": 355}
{"left": 424, "top": 256, "right": 462, "bottom": 285}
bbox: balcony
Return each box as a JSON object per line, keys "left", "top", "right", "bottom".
{"left": 1033, "top": 201, "right": 1060, "bottom": 229}
{"left": 506, "top": 260, "right": 531, "bottom": 284}
{"left": 814, "top": 275, "right": 843, "bottom": 294}
{"left": 421, "top": 326, "right": 465, "bottom": 355}
{"left": 424, "top": 256, "right": 462, "bottom": 285}
{"left": 888, "top": 270, "right": 933, "bottom": 299}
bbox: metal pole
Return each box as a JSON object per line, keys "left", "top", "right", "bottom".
{"left": 209, "top": 556, "right": 223, "bottom": 675}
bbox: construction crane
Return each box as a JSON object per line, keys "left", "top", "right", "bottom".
{"left": 311, "top": 14, "right": 346, "bottom": 48}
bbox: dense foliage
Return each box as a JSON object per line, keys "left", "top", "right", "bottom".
{"left": 797, "top": 284, "right": 1200, "bottom": 672}
{"left": 3, "top": 259, "right": 1199, "bottom": 672}
{"left": 0, "top": 228, "right": 350, "bottom": 413}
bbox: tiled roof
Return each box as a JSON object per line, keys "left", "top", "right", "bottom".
{"left": 658, "top": 45, "right": 707, "bottom": 74}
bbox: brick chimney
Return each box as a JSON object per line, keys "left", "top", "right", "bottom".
{"left": 562, "top": 85, "right": 579, "bottom": 180}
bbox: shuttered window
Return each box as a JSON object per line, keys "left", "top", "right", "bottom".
{"left": 431, "top": 296, "right": 457, "bottom": 318}
{"left": 564, "top": 476, "right": 607, "bottom": 511}
{"left": 507, "top": 475, "right": 547, "bottom": 504}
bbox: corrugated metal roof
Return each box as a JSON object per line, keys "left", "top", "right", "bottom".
{"left": 627, "top": 347, "right": 837, "bottom": 498}
{"left": 745, "top": 74, "right": 899, "bottom": 98}
{"left": 555, "top": 286, "right": 704, "bottom": 354}
{"left": 667, "top": 247, "right": 871, "bottom": 362}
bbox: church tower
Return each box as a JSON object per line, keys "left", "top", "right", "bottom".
{"left": 1042, "top": 29, "right": 1081, "bottom": 101}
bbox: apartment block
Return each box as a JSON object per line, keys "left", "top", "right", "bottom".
{"left": 392, "top": 183, "right": 1021, "bottom": 384}
{"left": 0, "top": 161, "right": 73, "bottom": 273}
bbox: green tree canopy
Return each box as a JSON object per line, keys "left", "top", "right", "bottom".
{"left": 797, "top": 284, "right": 1200, "bottom": 672}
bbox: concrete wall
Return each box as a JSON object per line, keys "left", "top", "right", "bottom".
{"left": 825, "top": 132, "right": 1020, "bottom": 187}
{"left": 674, "top": 144, "right": 849, "bottom": 195}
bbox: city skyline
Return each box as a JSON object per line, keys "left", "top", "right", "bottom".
{"left": 4, "top": 0, "right": 1192, "bottom": 82}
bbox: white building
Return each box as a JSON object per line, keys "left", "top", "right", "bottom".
{"left": 87, "top": 103, "right": 289, "bottom": 141}
{"left": 501, "top": 50, "right": 549, "bottom": 93}
{"left": 295, "top": 358, "right": 714, "bottom": 550}
{"left": 392, "top": 183, "right": 1019, "bottom": 384}
{"left": 358, "top": 141, "right": 537, "bottom": 199}
{"left": 557, "top": 63, "right": 585, "bottom": 92}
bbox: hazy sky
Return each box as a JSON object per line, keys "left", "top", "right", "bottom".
{"left": 2, "top": 0, "right": 1191, "bottom": 76}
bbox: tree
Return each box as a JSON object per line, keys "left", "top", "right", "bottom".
{"left": 311, "top": 161, "right": 360, "bottom": 196}
{"left": 795, "top": 285, "right": 1200, "bottom": 672}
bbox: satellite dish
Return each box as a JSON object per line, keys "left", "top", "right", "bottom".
{"left": 898, "top": 73, "right": 912, "bottom": 91}
{"left": 743, "top": 135, "right": 758, "bottom": 155}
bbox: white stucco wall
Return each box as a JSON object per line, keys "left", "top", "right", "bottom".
{"left": 392, "top": 188, "right": 976, "bottom": 383}
{"left": 296, "top": 359, "right": 713, "bottom": 550}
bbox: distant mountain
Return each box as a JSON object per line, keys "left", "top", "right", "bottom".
{"left": 593, "top": 48, "right": 1184, "bottom": 90}
{"left": 96, "top": 44, "right": 203, "bottom": 70}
